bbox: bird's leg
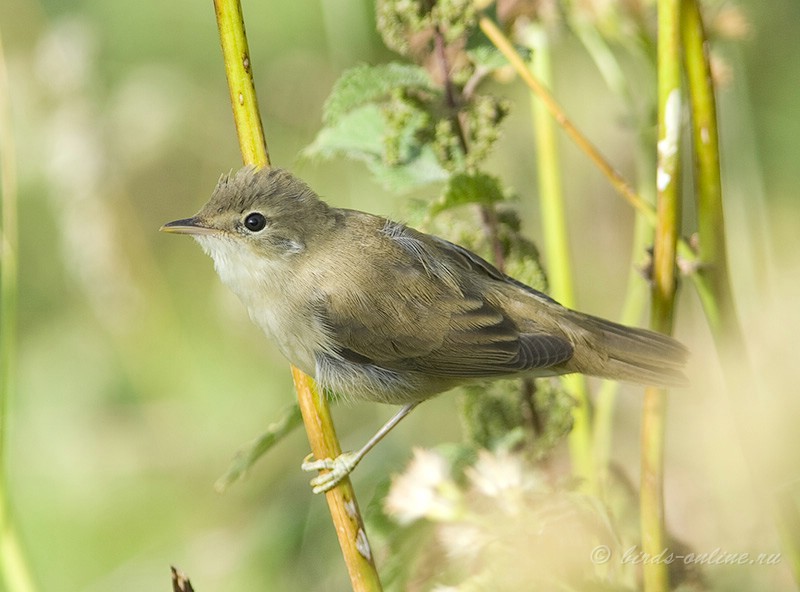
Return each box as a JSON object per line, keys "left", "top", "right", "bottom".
{"left": 301, "top": 402, "right": 420, "bottom": 494}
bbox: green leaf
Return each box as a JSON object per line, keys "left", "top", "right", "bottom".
{"left": 304, "top": 104, "right": 449, "bottom": 191}
{"left": 305, "top": 104, "right": 386, "bottom": 162}
{"left": 466, "top": 44, "right": 508, "bottom": 71}
{"left": 323, "top": 63, "right": 435, "bottom": 125}
{"left": 214, "top": 403, "right": 303, "bottom": 492}
{"left": 466, "top": 40, "right": 530, "bottom": 71}
{"left": 368, "top": 145, "right": 450, "bottom": 191}
{"left": 430, "top": 171, "right": 506, "bottom": 215}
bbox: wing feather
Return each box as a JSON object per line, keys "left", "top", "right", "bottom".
{"left": 318, "top": 224, "right": 573, "bottom": 380}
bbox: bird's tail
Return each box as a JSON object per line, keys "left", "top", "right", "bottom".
{"left": 567, "top": 312, "right": 690, "bottom": 387}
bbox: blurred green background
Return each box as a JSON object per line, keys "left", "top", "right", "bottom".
{"left": 1, "top": 0, "right": 799, "bottom": 590}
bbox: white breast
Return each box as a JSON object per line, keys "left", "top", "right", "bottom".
{"left": 195, "top": 234, "right": 327, "bottom": 376}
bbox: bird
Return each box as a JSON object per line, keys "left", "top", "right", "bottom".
{"left": 162, "top": 166, "right": 688, "bottom": 492}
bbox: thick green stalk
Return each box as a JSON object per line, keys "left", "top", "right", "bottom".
{"left": 291, "top": 370, "right": 383, "bottom": 592}
{"left": 682, "top": 0, "right": 800, "bottom": 581}
{"left": 681, "top": 1, "right": 726, "bottom": 326}
{"left": 0, "top": 27, "right": 39, "bottom": 592}
{"left": 211, "top": 2, "right": 382, "bottom": 590}
{"left": 525, "top": 24, "right": 595, "bottom": 490}
{"left": 641, "top": 1, "right": 683, "bottom": 590}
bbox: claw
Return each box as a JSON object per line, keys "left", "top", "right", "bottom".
{"left": 301, "top": 451, "right": 360, "bottom": 494}
{"left": 298, "top": 404, "right": 421, "bottom": 494}
{"left": 301, "top": 453, "right": 336, "bottom": 472}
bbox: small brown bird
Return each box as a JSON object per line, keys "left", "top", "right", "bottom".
{"left": 162, "top": 166, "right": 688, "bottom": 491}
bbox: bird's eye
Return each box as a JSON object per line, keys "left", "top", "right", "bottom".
{"left": 243, "top": 212, "right": 267, "bottom": 232}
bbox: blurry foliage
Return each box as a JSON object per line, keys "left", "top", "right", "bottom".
{"left": 376, "top": 448, "right": 627, "bottom": 591}
{"left": 457, "top": 378, "right": 574, "bottom": 457}
{"left": 306, "top": 0, "right": 511, "bottom": 190}
{"left": 305, "top": 63, "right": 450, "bottom": 188}
{"left": 1, "top": 0, "right": 798, "bottom": 590}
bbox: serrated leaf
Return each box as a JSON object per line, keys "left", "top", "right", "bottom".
{"left": 323, "top": 63, "right": 435, "bottom": 125}
{"left": 304, "top": 104, "right": 448, "bottom": 191}
{"left": 305, "top": 104, "right": 386, "bottom": 162}
{"left": 430, "top": 171, "right": 506, "bottom": 215}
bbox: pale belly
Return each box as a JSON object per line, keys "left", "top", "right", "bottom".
{"left": 247, "top": 302, "right": 325, "bottom": 378}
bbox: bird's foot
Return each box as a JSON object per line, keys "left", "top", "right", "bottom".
{"left": 301, "top": 451, "right": 360, "bottom": 494}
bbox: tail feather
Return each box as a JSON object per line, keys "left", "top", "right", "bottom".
{"left": 603, "top": 355, "right": 689, "bottom": 387}
{"left": 569, "top": 313, "right": 689, "bottom": 387}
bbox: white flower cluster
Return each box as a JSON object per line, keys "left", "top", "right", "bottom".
{"left": 384, "top": 448, "right": 463, "bottom": 525}
{"left": 384, "top": 447, "right": 542, "bottom": 524}
{"left": 383, "top": 447, "right": 621, "bottom": 591}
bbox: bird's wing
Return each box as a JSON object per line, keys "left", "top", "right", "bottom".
{"left": 317, "top": 222, "right": 573, "bottom": 378}
{"left": 427, "top": 234, "right": 559, "bottom": 304}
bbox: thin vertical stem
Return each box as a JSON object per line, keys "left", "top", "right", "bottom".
{"left": 641, "top": 0, "right": 683, "bottom": 590}
{"left": 681, "top": 0, "right": 728, "bottom": 334}
{"left": 0, "top": 30, "right": 17, "bottom": 505}
{"left": 525, "top": 23, "right": 595, "bottom": 491}
{"left": 213, "top": 0, "right": 270, "bottom": 168}
{"left": 291, "top": 369, "right": 384, "bottom": 592}
{"left": 0, "top": 25, "right": 39, "bottom": 592}
{"left": 212, "top": 2, "right": 382, "bottom": 590}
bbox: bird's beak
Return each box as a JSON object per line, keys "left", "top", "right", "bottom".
{"left": 160, "top": 217, "right": 218, "bottom": 235}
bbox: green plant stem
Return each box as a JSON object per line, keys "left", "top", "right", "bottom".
{"left": 291, "top": 370, "right": 384, "bottom": 592}
{"left": 682, "top": 0, "right": 800, "bottom": 581}
{"left": 680, "top": 0, "right": 731, "bottom": 336}
{"left": 524, "top": 23, "right": 594, "bottom": 491}
{"left": 0, "top": 33, "right": 16, "bottom": 513}
{"left": 0, "top": 26, "right": 38, "bottom": 592}
{"left": 594, "top": 104, "right": 658, "bottom": 481}
{"left": 212, "top": 2, "right": 382, "bottom": 590}
{"left": 641, "top": 1, "right": 683, "bottom": 590}
{"left": 213, "top": 0, "right": 270, "bottom": 168}
{"left": 479, "top": 16, "right": 654, "bottom": 223}
{"left": 479, "top": 15, "right": 703, "bottom": 276}
{"left": 568, "top": 9, "right": 638, "bottom": 106}
{"left": 640, "top": 385, "right": 668, "bottom": 591}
